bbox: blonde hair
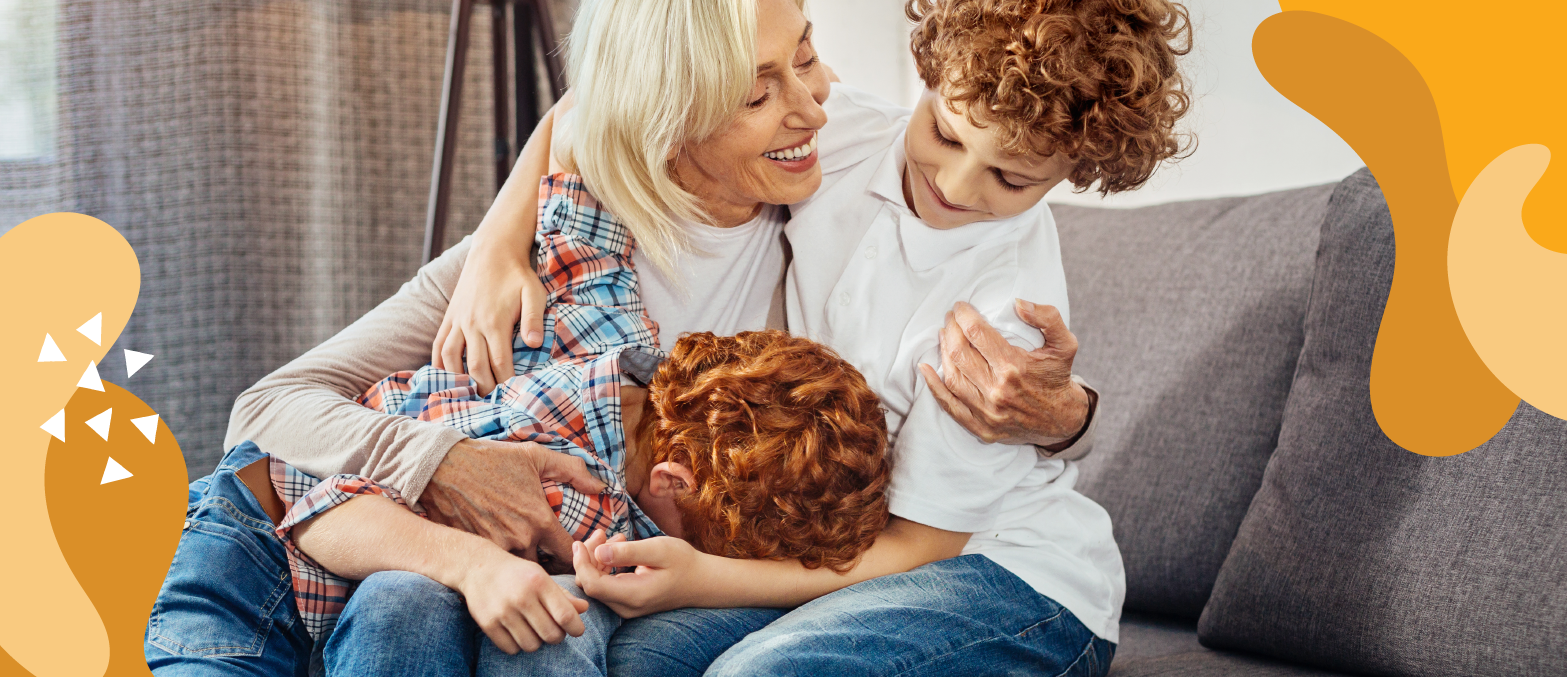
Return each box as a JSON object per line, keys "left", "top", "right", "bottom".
{"left": 562, "top": 0, "right": 803, "bottom": 276}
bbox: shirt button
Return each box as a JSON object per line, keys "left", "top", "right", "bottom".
{"left": 864, "top": 246, "right": 878, "bottom": 259}
{"left": 838, "top": 292, "right": 851, "bottom": 306}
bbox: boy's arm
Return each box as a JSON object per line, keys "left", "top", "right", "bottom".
{"left": 573, "top": 517, "right": 969, "bottom": 616}
{"left": 292, "top": 492, "right": 590, "bottom": 654}
{"left": 434, "top": 93, "right": 574, "bottom": 395}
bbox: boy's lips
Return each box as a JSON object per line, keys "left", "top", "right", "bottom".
{"left": 923, "top": 172, "right": 972, "bottom": 212}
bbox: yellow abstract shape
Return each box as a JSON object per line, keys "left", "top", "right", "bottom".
{"left": 45, "top": 383, "right": 187, "bottom": 677}
{"left": 1279, "top": 1, "right": 1567, "bottom": 253}
{"left": 0, "top": 214, "right": 139, "bottom": 676}
{"left": 1448, "top": 145, "right": 1566, "bottom": 418}
{"left": 1252, "top": 12, "right": 1518, "bottom": 455}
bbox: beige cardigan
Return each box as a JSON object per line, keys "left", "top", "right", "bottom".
{"left": 223, "top": 236, "right": 1095, "bottom": 508}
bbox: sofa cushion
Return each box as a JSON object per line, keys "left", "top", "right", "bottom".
{"left": 1110, "top": 651, "right": 1354, "bottom": 677}
{"left": 1053, "top": 182, "right": 1334, "bottom": 618}
{"left": 1197, "top": 168, "right": 1567, "bottom": 676}
{"left": 1115, "top": 612, "right": 1205, "bottom": 663}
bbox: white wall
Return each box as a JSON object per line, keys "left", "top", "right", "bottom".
{"left": 808, "top": 0, "right": 1365, "bottom": 208}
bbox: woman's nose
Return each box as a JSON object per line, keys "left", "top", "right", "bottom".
{"left": 784, "top": 73, "right": 829, "bottom": 131}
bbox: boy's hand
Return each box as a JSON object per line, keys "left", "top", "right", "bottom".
{"left": 458, "top": 548, "right": 590, "bottom": 654}
{"left": 572, "top": 535, "right": 707, "bottom": 618}
{"left": 919, "top": 300, "right": 1090, "bottom": 448}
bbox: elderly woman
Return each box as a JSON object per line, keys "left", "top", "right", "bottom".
{"left": 143, "top": 0, "right": 1099, "bottom": 675}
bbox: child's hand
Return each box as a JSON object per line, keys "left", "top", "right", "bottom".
{"left": 458, "top": 548, "right": 591, "bottom": 654}
{"left": 573, "top": 529, "right": 623, "bottom": 575}
{"left": 433, "top": 243, "right": 546, "bottom": 396}
{"left": 572, "top": 535, "right": 707, "bottom": 618}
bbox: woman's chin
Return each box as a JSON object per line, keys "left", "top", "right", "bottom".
{"left": 758, "top": 166, "right": 823, "bottom": 205}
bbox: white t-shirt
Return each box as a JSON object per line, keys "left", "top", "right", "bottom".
{"left": 786, "top": 83, "right": 1126, "bottom": 643}
{"left": 633, "top": 205, "right": 787, "bottom": 352}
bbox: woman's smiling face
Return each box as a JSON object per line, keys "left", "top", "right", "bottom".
{"left": 902, "top": 90, "right": 1076, "bottom": 230}
{"left": 671, "top": 0, "right": 830, "bottom": 226}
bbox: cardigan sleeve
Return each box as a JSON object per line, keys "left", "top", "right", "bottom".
{"left": 222, "top": 236, "right": 480, "bottom": 506}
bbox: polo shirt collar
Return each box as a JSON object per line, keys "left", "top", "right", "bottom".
{"left": 865, "top": 130, "right": 1031, "bottom": 273}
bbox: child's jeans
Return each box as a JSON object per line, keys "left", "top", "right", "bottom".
{"left": 143, "top": 441, "right": 313, "bottom": 676}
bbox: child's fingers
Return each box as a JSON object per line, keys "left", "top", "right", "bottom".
{"left": 542, "top": 586, "right": 589, "bottom": 638}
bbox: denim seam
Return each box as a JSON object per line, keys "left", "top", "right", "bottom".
{"left": 886, "top": 607, "right": 1067, "bottom": 677}
{"left": 147, "top": 549, "right": 293, "bottom": 657}
{"left": 195, "top": 495, "right": 278, "bottom": 536}
{"left": 1050, "top": 637, "right": 1099, "bottom": 677}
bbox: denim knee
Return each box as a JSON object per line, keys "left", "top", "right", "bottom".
{"left": 609, "top": 607, "right": 787, "bottom": 677}
{"left": 338, "top": 571, "right": 467, "bottom": 633}
{"left": 324, "top": 571, "right": 478, "bottom": 676}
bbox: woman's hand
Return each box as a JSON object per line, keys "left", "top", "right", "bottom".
{"left": 432, "top": 241, "right": 546, "bottom": 396}
{"left": 571, "top": 533, "right": 708, "bottom": 618}
{"left": 420, "top": 439, "right": 607, "bottom": 574}
{"left": 918, "top": 300, "right": 1091, "bottom": 448}
{"left": 458, "top": 547, "right": 591, "bottom": 654}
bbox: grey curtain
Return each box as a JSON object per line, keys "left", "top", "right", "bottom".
{"left": 1, "top": 0, "right": 575, "bottom": 478}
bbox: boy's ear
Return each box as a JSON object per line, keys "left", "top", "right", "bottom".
{"left": 649, "top": 461, "right": 697, "bottom": 498}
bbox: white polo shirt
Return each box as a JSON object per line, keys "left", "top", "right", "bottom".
{"left": 785, "top": 84, "right": 1125, "bottom": 643}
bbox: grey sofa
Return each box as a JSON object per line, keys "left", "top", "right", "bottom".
{"left": 1053, "top": 168, "right": 1567, "bottom": 676}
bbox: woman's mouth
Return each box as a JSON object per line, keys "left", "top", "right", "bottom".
{"left": 763, "top": 133, "right": 818, "bottom": 173}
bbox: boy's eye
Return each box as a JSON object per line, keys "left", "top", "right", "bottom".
{"left": 993, "top": 169, "right": 1029, "bottom": 193}
{"left": 930, "top": 120, "right": 961, "bottom": 149}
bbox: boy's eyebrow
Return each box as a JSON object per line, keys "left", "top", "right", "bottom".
{"left": 756, "top": 22, "right": 813, "bottom": 75}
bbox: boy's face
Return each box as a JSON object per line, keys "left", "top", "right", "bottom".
{"left": 902, "top": 89, "right": 1075, "bottom": 229}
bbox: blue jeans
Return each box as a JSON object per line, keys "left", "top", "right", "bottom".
{"left": 144, "top": 442, "right": 313, "bottom": 676}
{"left": 324, "top": 570, "right": 784, "bottom": 677}
{"left": 325, "top": 571, "right": 617, "bottom": 676}
{"left": 622, "top": 554, "right": 1115, "bottom": 677}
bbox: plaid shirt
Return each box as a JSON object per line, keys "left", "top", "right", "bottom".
{"left": 267, "top": 174, "right": 665, "bottom": 639}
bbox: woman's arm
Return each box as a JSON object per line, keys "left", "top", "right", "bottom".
{"left": 433, "top": 93, "right": 575, "bottom": 394}
{"left": 572, "top": 517, "right": 970, "bottom": 617}
{"left": 292, "top": 493, "right": 590, "bottom": 654}
{"left": 920, "top": 300, "right": 1097, "bottom": 458}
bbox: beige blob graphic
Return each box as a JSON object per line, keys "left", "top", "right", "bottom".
{"left": 1448, "top": 145, "right": 1566, "bottom": 419}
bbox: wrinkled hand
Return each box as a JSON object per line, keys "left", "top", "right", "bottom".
{"left": 572, "top": 532, "right": 705, "bottom": 618}
{"left": 432, "top": 242, "right": 546, "bottom": 396}
{"left": 420, "top": 439, "right": 606, "bottom": 574}
{"left": 918, "top": 300, "right": 1090, "bottom": 448}
{"left": 458, "top": 549, "right": 591, "bottom": 654}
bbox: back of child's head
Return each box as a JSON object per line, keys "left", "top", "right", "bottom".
{"left": 645, "top": 330, "right": 891, "bottom": 572}
{"left": 906, "top": 0, "right": 1193, "bottom": 195}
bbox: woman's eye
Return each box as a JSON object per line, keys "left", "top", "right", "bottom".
{"left": 931, "top": 120, "right": 961, "bottom": 149}
{"left": 795, "top": 55, "right": 820, "bottom": 70}
{"left": 748, "top": 91, "right": 771, "bottom": 108}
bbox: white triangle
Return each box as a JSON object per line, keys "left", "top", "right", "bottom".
{"left": 131, "top": 414, "right": 159, "bottom": 444}
{"left": 41, "top": 409, "right": 66, "bottom": 442}
{"left": 38, "top": 334, "right": 67, "bottom": 362}
{"left": 77, "top": 313, "right": 103, "bottom": 346}
{"left": 101, "top": 457, "right": 133, "bottom": 485}
{"left": 125, "top": 350, "right": 154, "bottom": 378}
{"left": 77, "top": 361, "right": 104, "bottom": 392}
{"left": 86, "top": 408, "right": 112, "bottom": 440}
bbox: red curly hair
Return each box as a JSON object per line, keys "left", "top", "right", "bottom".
{"left": 907, "top": 0, "right": 1193, "bottom": 195}
{"left": 642, "top": 331, "right": 891, "bottom": 572}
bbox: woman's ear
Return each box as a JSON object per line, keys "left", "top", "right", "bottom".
{"left": 648, "top": 461, "right": 697, "bottom": 498}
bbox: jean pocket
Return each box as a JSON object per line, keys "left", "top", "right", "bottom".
{"left": 146, "top": 507, "right": 293, "bottom": 658}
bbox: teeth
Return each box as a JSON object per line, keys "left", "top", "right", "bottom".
{"left": 765, "top": 133, "right": 818, "bottom": 161}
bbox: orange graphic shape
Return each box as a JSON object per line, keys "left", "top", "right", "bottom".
{"left": 1448, "top": 145, "right": 1567, "bottom": 419}
{"left": 0, "top": 213, "right": 139, "bottom": 676}
{"left": 43, "top": 384, "right": 187, "bottom": 677}
{"left": 1252, "top": 12, "right": 1518, "bottom": 455}
{"left": 1280, "top": 1, "right": 1567, "bottom": 254}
